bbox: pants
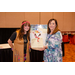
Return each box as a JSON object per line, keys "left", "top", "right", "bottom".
{"left": 30, "top": 48, "right": 44, "bottom": 62}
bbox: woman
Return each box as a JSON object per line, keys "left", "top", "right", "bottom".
{"left": 41, "top": 19, "right": 62, "bottom": 62}
{"left": 8, "top": 20, "right": 30, "bottom": 62}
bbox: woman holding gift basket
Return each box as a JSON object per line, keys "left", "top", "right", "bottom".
{"left": 40, "top": 19, "right": 62, "bottom": 62}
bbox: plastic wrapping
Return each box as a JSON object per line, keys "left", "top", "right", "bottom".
{"left": 30, "top": 25, "right": 47, "bottom": 50}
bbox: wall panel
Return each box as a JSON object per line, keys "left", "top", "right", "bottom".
{"left": 53, "top": 12, "right": 64, "bottom": 31}
{"left": 5, "top": 12, "right": 25, "bottom": 28}
{"left": 25, "top": 12, "right": 39, "bottom": 24}
{"left": 40, "top": 12, "right": 53, "bottom": 24}
{"left": 63, "top": 12, "right": 72, "bottom": 31}
{"left": 0, "top": 12, "right": 5, "bottom": 28}
{"left": 0, "top": 12, "right": 75, "bottom": 31}
{"left": 72, "top": 12, "right": 75, "bottom": 31}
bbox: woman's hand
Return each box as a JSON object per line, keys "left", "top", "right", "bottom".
{"left": 39, "top": 46, "right": 46, "bottom": 51}
{"left": 8, "top": 39, "right": 14, "bottom": 50}
{"left": 39, "top": 45, "right": 48, "bottom": 51}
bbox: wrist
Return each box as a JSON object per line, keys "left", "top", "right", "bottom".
{"left": 11, "top": 46, "right": 14, "bottom": 51}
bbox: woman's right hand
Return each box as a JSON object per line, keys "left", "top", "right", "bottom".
{"left": 8, "top": 39, "right": 14, "bottom": 50}
{"left": 39, "top": 45, "right": 48, "bottom": 51}
{"left": 39, "top": 46, "right": 45, "bottom": 51}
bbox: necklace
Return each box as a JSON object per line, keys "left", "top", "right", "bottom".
{"left": 24, "top": 39, "right": 27, "bottom": 42}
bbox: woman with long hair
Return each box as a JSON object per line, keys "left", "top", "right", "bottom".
{"left": 40, "top": 19, "right": 62, "bottom": 62}
{"left": 8, "top": 20, "right": 30, "bottom": 62}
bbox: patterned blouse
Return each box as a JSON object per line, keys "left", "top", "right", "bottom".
{"left": 44, "top": 31, "right": 62, "bottom": 62}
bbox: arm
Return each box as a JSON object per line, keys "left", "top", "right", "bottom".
{"left": 7, "top": 32, "right": 16, "bottom": 50}
{"left": 48, "top": 31, "right": 62, "bottom": 49}
{"left": 37, "top": 31, "right": 62, "bottom": 51}
{"left": 8, "top": 39, "right": 14, "bottom": 49}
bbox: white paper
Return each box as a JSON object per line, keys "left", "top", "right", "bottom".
{"left": 30, "top": 25, "right": 47, "bottom": 49}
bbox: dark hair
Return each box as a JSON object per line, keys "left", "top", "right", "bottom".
{"left": 47, "top": 19, "right": 60, "bottom": 34}
{"left": 18, "top": 20, "right": 30, "bottom": 40}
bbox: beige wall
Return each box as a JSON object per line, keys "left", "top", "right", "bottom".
{"left": 0, "top": 12, "right": 75, "bottom": 31}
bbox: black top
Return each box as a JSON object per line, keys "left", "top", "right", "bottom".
{"left": 10, "top": 31, "right": 28, "bottom": 54}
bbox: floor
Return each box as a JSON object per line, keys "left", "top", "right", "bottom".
{"left": 63, "top": 43, "right": 75, "bottom": 62}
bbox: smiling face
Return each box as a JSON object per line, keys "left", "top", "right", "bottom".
{"left": 47, "top": 19, "right": 59, "bottom": 34}
{"left": 49, "top": 20, "right": 56, "bottom": 31}
{"left": 24, "top": 24, "right": 30, "bottom": 32}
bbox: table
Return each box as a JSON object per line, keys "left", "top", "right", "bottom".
{"left": 62, "top": 35, "right": 69, "bottom": 43}
{"left": 69, "top": 33, "right": 75, "bottom": 44}
{"left": 0, "top": 43, "right": 14, "bottom": 49}
{"left": 0, "top": 43, "right": 13, "bottom": 62}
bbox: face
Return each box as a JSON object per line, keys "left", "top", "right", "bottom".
{"left": 49, "top": 20, "right": 56, "bottom": 31}
{"left": 24, "top": 24, "right": 30, "bottom": 32}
